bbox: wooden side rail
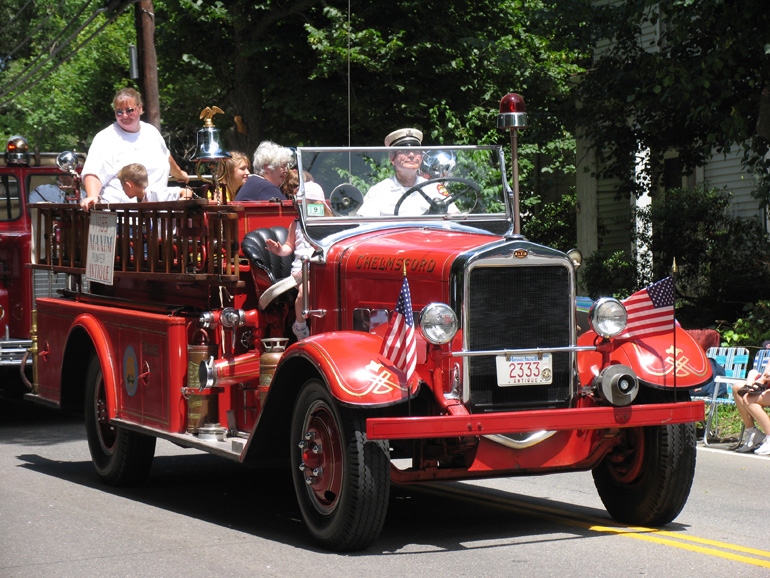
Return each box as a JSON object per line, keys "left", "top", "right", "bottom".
{"left": 30, "top": 200, "right": 242, "bottom": 284}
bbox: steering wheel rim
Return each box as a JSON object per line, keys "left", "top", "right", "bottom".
{"left": 393, "top": 177, "right": 480, "bottom": 215}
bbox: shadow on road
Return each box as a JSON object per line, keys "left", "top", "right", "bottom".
{"left": 12, "top": 444, "right": 678, "bottom": 555}
{"left": 5, "top": 394, "right": 692, "bottom": 554}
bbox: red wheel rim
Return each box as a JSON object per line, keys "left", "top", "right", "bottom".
{"left": 605, "top": 428, "right": 646, "bottom": 484}
{"left": 299, "top": 400, "right": 344, "bottom": 514}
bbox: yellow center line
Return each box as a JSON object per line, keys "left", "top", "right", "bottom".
{"left": 417, "top": 483, "right": 770, "bottom": 568}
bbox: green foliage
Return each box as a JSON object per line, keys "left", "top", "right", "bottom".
{"left": 719, "top": 301, "right": 770, "bottom": 348}
{"left": 637, "top": 187, "right": 770, "bottom": 324}
{"left": 574, "top": 0, "right": 770, "bottom": 203}
{"left": 0, "top": 3, "right": 135, "bottom": 152}
{"left": 581, "top": 250, "right": 637, "bottom": 300}
{"left": 523, "top": 192, "right": 577, "bottom": 252}
{"left": 582, "top": 187, "right": 770, "bottom": 324}
{"left": 1, "top": 0, "right": 585, "bottom": 219}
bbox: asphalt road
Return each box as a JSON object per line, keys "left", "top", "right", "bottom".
{"left": 1, "top": 397, "right": 769, "bottom": 578}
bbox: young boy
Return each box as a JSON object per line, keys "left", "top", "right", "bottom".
{"left": 117, "top": 163, "right": 149, "bottom": 202}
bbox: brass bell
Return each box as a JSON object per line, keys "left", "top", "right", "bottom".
{"left": 190, "top": 106, "right": 231, "bottom": 161}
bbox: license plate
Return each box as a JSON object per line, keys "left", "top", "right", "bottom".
{"left": 496, "top": 353, "right": 553, "bottom": 386}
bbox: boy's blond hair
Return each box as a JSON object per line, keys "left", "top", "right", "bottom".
{"left": 118, "top": 163, "right": 148, "bottom": 188}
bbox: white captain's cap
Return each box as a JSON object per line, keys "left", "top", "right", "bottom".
{"left": 384, "top": 128, "right": 423, "bottom": 147}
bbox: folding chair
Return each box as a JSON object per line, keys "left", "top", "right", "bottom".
{"left": 700, "top": 347, "right": 748, "bottom": 445}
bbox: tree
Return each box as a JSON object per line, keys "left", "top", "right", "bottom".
{"left": 572, "top": 0, "right": 770, "bottom": 202}
{"left": 0, "top": 1, "right": 136, "bottom": 152}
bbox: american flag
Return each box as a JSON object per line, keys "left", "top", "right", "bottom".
{"left": 618, "top": 276, "right": 675, "bottom": 339}
{"left": 380, "top": 276, "right": 417, "bottom": 380}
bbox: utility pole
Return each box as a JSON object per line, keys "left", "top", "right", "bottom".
{"left": 134, "top": 0, "right": 160, "bottom": 129}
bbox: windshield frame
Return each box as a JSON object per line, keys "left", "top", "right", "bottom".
{"left": 294, "top": 144, "right": 513, "bottom": 250}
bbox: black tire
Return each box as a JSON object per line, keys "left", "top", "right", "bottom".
{"left": 290, "top": 379, "right": 390, "bottom": 551}
{"left": 84, "top": 354, "right": 155, "bottom": 486}
{"left": 593, "top": 422, "right": 697, "bottom": 526}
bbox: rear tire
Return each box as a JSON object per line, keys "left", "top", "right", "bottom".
{"left": 84, "top": 354, "right": 155, "bottom": 486}
{"left": 290, "top": 379, "right": 390, "bottom": 551}
{"left": 593, "top": 423, "right": 696, "bottom": 526}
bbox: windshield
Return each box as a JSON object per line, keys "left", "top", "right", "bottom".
{"left": 294, "top": 146, "right": 512, "bottom": 238}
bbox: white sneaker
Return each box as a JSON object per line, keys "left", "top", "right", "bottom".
{"left": 755, "top": 438, "right": 770, "bottom": 456}
{"left": 737, "top": 427, "right": 766, "bottom": 453}
{"left": 292, "top": 321, "right": 310, "bottom": 340}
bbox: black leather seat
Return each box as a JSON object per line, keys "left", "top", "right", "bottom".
{"left": 241, "top": 226, "right": 294, "bottom": 284}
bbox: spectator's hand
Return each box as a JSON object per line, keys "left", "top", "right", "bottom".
{"left": 175, "top": 170, "right": 190, "bottom": 184}
{"left": 80, "top": 194, "right": 98, "bottom": 210}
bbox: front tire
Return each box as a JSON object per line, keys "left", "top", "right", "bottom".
{"left": 290, "top": 379, "right": 390, "bottom": 551}
{"left": 593, "top": 423, "right": 696, "bottom": 526}
{"left": 84, "top": 354, "right": 155, "bottom": 486}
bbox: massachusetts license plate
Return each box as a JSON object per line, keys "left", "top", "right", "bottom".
{"left": 495, "top": 353, "right": 553, "bottom": 386}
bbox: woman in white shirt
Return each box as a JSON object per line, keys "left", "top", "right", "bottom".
{"left": 80, "top": 88, "right": 189, "bottom": 209}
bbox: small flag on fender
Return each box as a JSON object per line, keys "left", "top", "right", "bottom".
{"left": 618, "top": 276, "right": 675, "bottom": 339}
{"left": 380, "top": 276, "right": 417, "bottom": 380}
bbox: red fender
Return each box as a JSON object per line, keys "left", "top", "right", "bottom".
{"left": 577, "top": 326, "right": 711, "bottom": 389}
{"left": 281, "top": 332, "right": 420, "bottom": 406}
{"left": 70, "top": 314, "right": 119, "bottom": 418}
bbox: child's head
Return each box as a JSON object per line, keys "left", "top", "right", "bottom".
{"left": 118, "top": 163, "right": 148, "bottom": 200}
{"left": 281, "top": 169, "right": 314, "bottom": 198}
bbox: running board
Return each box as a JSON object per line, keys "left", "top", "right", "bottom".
{"left": 111, "top": 419, "right": 246, "bottom": 461}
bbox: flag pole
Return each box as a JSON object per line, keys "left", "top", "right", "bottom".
{"left": 672, "top": 258, "right": 678, "bottom": 394}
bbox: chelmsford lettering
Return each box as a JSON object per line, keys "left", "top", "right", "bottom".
{"left": 355, "top": 255, "right": 436, "bottom": 272}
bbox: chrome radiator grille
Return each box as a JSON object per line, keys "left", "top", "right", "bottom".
{"left": 466, "top": 265, "right": 572, "bottom": 411}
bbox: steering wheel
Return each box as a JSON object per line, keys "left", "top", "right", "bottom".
{"left": 393, "top": 177, "right": 480, "bottom": 215}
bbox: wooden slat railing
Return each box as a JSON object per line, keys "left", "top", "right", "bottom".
{"left": 30, "top": 200, "right": 241, "bottom": 285}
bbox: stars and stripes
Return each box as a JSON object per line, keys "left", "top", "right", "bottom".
{"left": 618, "top": 276, "right": 675, "bottom": 339}
{"left": 380, "top": 276, "right": 417, "bottom": 380}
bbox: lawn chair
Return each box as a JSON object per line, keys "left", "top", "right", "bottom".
{"left": 699, "top": 347, "right": 749, "bottom": 445}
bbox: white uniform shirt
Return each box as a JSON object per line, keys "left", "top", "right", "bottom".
{"left": 357, "top": 175, "right": 457, "bottom": 216}
{"left": 82, "top": 121, "right": 175, "bottom": 204}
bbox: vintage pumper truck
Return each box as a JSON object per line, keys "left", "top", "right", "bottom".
{"left": 0, "top": 136, "right": 78, "bottom": 375}
{"left": 24, "top": 96, "right": 708, "bottom": 551}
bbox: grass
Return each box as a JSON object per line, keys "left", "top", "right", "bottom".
{"left": 696, "top": 404, "right": 770, "bottom": 442}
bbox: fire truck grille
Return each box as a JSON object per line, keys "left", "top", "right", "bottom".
{"left": 466, "top": 265, "right": 572, "bottom": 411}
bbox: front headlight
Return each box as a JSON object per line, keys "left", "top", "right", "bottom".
{"left": 589, "top": 298, "right": 628, "bottom": 338}
{"left": 419, "top": 303, "right": 458, "bottom": 344}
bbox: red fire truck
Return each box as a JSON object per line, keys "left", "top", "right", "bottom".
{"left": 0, "top": 136, "right": 79, "bottom": 384}
{"left": 24, "top": 97, "right": 707, "bottom": 551}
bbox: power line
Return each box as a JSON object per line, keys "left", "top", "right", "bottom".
{"left": 0, "top": 0, "right": 35, "bottom": 38}
{"left": 5, "top": 0, "right": 71, "bottom": 61}
{"left": 0, "top": 0, "right": 97, "bottom": 100}
{"left": 0, "top": 1, "right": 137, "bottom": 106}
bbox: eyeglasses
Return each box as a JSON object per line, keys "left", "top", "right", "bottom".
{"left": 396, "top": 150, "right": 423, "bottom": 158}
{"left": 115, "top": 107, "right": 137, "bottom": 116}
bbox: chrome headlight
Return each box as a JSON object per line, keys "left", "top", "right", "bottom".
{"left": 566, "top": 248, "right": 582, "bottom": 270}
{"left": 589, "top": 298, "right": 627, "bottom": 338}
{"left": 419, "top": 303, "right": 458, "bottom": 344}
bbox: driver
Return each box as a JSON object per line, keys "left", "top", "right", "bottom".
{"left": 358, "top": 128, "right": 457, "bottom": 216}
